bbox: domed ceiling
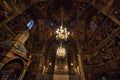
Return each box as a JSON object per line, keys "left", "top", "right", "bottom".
{"left": 0, "top": 0, "right": 120, "bottom": 78}
{"left": 47, "top": 0, "right": 77, "bottom": 29}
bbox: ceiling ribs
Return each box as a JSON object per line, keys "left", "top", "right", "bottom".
{"left": 90, "top": 1, "right": 120, "bottom": 56}
{"left": 92, "top": 26, "right": 120, "bottom": 57}
{"left": 0, "top": 0, "right": 44, "bottom": 37}
{"left": 91, "top": 1, "right": 120, "bottom": 26}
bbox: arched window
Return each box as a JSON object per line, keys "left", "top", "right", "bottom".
{"left": 27, "top": 20, "right": 34, "bottom": 30}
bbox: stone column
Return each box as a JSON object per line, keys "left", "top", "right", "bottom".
{"left": 78, "top": 54, "right": 86, "bottom": 80}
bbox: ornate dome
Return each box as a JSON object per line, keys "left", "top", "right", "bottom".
{"left": 0, "top": 41, "right": 27, "bottom": 54}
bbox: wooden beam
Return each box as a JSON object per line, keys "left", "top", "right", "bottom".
{"left": 3, "top": 25, "right": 17, "bottom": 37}
{"left": 0, "top": 1, "right": 34, "bottom": 28}
{"left": 0, "top": 1, "right": 36, "bottom": 37}
{"left": 91, "top": 2, "right": 120, "bottom": 26}
{"left": 10, "top": 0, "right": 19, "bottom": 13}
{"left": 92, "top": 27, "right": 120, "bottom": 57}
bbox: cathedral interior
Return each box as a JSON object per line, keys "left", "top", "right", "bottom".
{"left": 0, "top": 0, "right": 120, "bottom": 80}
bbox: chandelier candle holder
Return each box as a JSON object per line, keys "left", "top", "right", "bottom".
{"left": 56, "top": 45, "right": 66, "bottom": 57}
{"left": 56, "top": 25, "right": 70, "bottom": 40}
